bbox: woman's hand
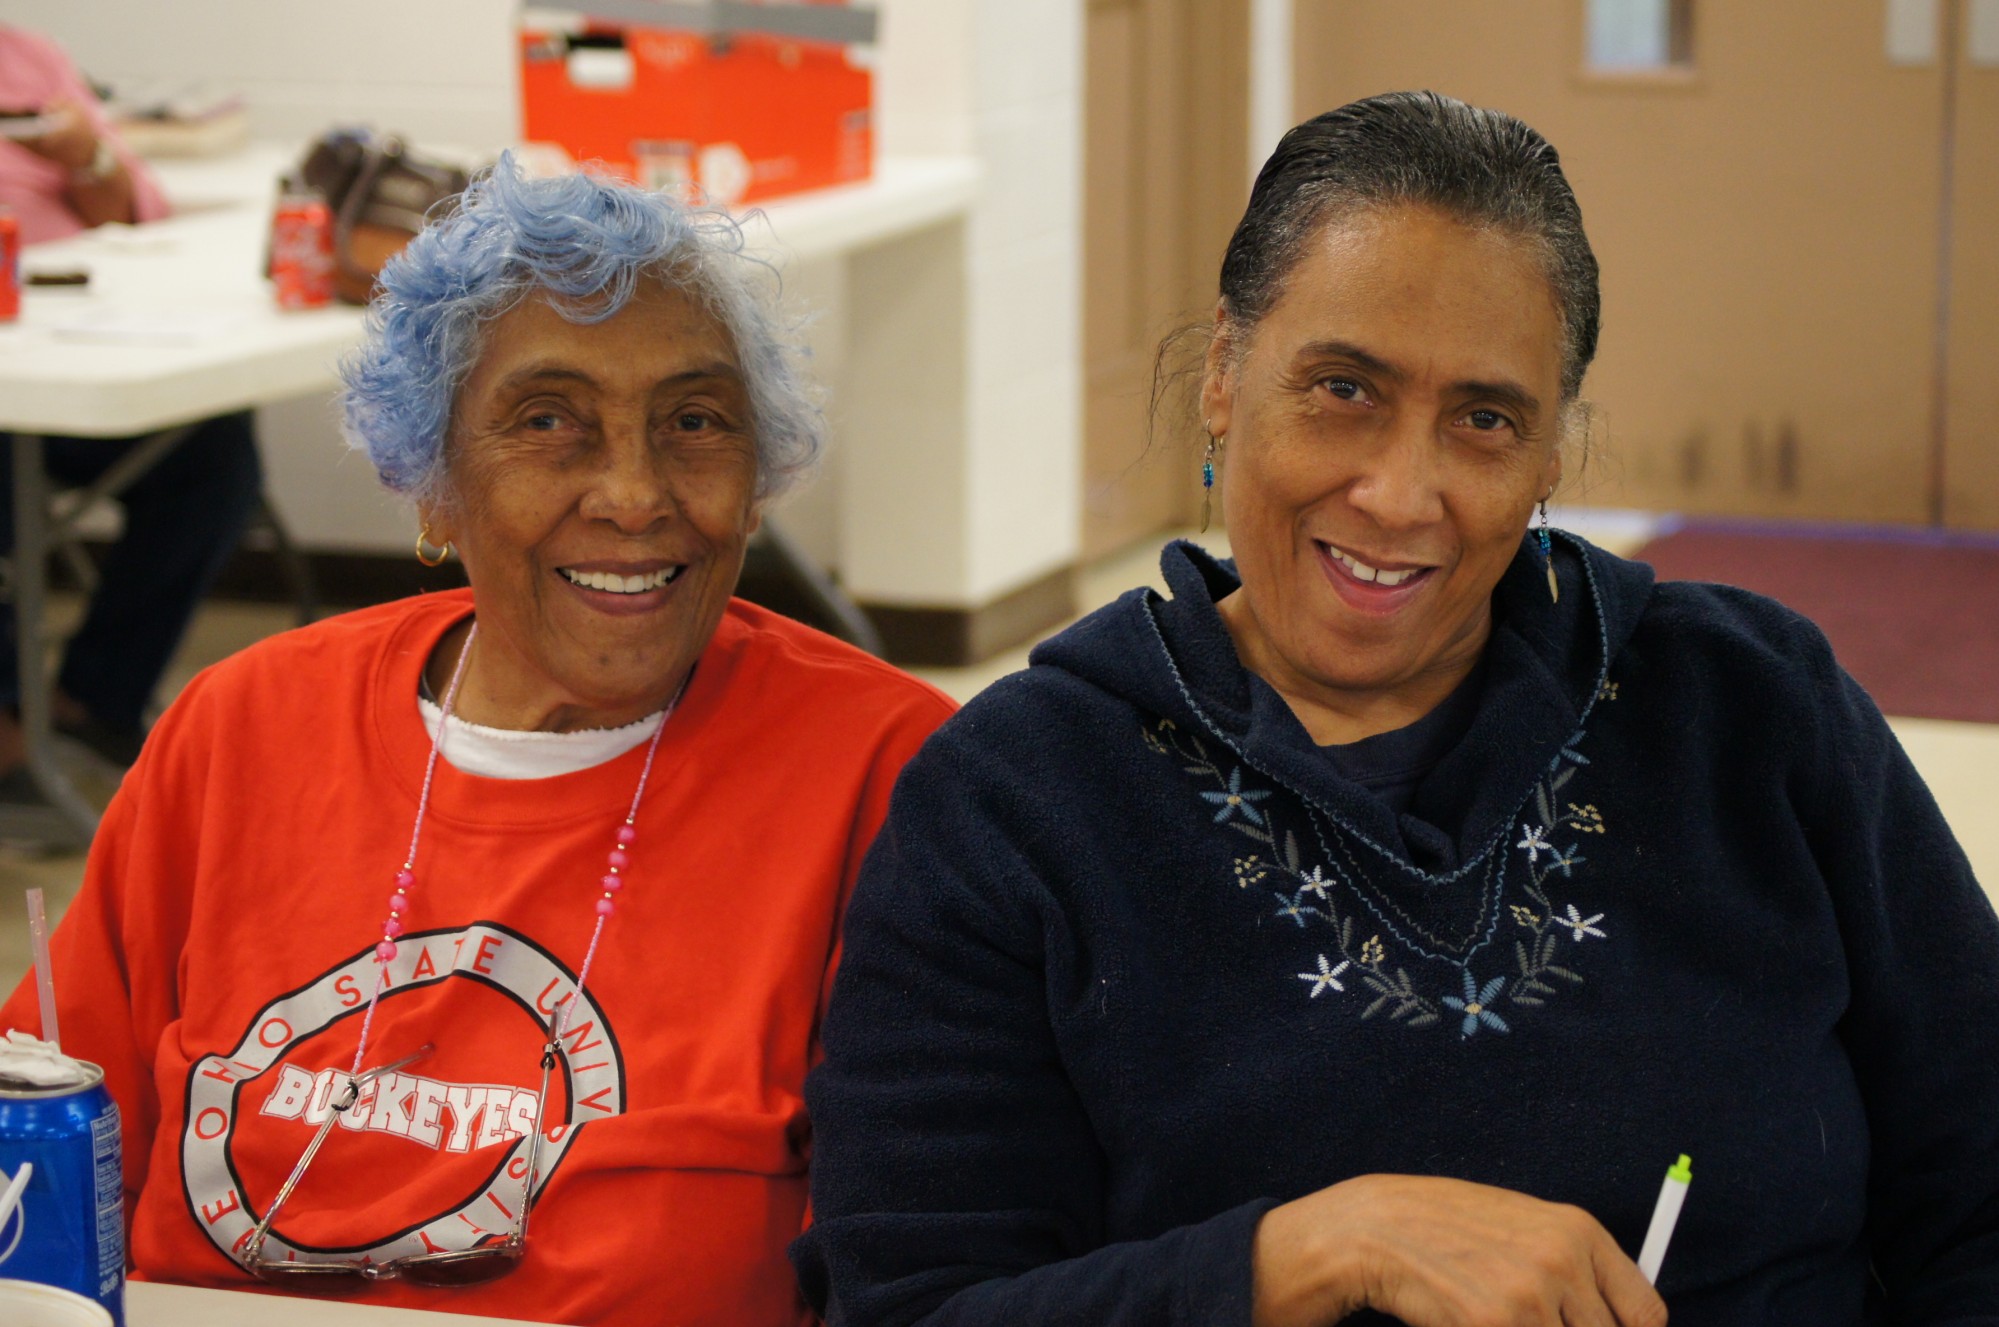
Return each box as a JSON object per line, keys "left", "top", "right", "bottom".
{"left": 19, "top": 98, "right": 136, "bottom": 228}
{"left": 20, "top": 100, "right": 99, "bottom": 171}
{"left": 1252, "top": 1173, "right": 1667, "bottom": 1327}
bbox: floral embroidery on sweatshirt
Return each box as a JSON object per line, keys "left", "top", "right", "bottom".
{"left": 1146, "top": 715, "right": 1612, "bottom": 1040}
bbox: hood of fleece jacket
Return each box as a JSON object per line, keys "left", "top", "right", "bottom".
{"left": 1029, "top": 531, "right": 1658, "bottom": 876}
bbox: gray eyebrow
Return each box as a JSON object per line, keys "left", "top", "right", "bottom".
{"left": 492, "top": 361, "right": 745, "bottom": 395}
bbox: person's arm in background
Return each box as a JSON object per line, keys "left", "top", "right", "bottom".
{"left": 22, "top": 96, "right": 139, "bottom": 228}
{"left": 1799, "top": 638, "right": 1999, "bottom": 1321}
{"left": 8, "top": 28, "right": 170, "bottom": 229}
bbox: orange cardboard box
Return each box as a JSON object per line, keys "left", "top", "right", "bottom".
{"left": 520, "top": 3, "right": 874, "bottom": 206}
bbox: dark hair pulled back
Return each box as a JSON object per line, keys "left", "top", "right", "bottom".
{"left": 1219, "top": 90, "right": 1600, "bottom": 401}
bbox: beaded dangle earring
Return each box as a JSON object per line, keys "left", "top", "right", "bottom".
{"left": 1200, "top": 423, "right": 1222, "bottom": 533}
{"left": 1539, "top": 498, "right": 1558, "bottom": 603}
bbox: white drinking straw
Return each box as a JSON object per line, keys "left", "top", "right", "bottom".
{"left": 25, "top": 888, "right": 60, "bottom": 1051}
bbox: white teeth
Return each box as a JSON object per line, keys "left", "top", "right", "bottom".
{"left": 1328, "top": 545, "right": 1421, "bottom": 588}
{"left": 560, "top": 566, "right": 681, "bottom": 594}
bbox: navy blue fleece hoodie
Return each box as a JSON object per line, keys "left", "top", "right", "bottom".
{"left": 794, "top": 534, "right": 1999, "bottom": 1326}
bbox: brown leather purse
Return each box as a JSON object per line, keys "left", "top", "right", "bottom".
{"left": 298, "top": 129, "right": 472, "bottom": 304}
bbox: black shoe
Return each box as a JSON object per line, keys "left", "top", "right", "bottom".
{"left": 54, "top": 714, "right": 147, "bottom": 769}
{"left": 0, "top": 765, "right": 52, "bottom": 807}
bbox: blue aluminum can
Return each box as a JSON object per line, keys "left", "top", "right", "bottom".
{"left": 0, "top": 1060, "right": 123, "bottom": 1326}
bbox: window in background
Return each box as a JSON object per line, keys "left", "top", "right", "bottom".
{"left": 1587, "top": 0, "right": 1694, "bottom": 71}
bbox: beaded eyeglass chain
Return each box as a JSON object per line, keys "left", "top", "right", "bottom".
{"left": 344, "top": 621, "right": 676, "bottom": 1080}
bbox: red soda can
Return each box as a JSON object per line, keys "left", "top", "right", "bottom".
{"left": 269, "top": 188, "right": 334, "bottom": 310}
{"left": 0, "top": 209, "right": 21, "bottom": 323}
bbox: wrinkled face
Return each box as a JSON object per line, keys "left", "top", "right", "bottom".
{"left": 1203, "top": 205, "right": 1567, "bottom": 703}
{"left": 426, "top": 282, "right": 761, "bottom": 726}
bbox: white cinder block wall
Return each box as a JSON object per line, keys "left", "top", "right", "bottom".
{"left": 0, "top": 0, "right": 522, "bottom": 150}
{"left": 961, "top": 0, "right": 1084, "bottom": 603}
{"left": 4, "top": 0, "right": 1088, "bottom": 616}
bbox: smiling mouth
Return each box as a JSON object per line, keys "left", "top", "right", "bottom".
{"left": 1319, "top": 542, "right": 1432, "bottom": 589}
{"left": 558, "top": 566, "right": 684, "bottom": 594}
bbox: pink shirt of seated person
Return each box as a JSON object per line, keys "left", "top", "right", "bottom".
{"left": 0, "top": 25, "right": 169, "bottom": 245}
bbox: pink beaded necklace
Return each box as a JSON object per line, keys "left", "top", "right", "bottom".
{"left": 344, "top": 622, "right": 676, "bottom": 1078}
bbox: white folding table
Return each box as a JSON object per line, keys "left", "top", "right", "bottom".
{"left": 127, "top": 1280, "right": 571, "bottom": 1326}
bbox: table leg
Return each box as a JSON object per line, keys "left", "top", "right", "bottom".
{"left": 755, "top": 519, "right": 885, "bottom": 656}
{"left": 11, "top": 433, "right": 101, "bottom": 843}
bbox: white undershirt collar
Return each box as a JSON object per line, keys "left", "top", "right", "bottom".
{"left": 415, "top": 694, "right": 665, "bottom": 780}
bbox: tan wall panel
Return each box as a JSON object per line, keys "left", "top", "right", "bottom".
{"left": 1084, "top": 0, "right": 1170, "bottom": 558}
{"left": 1085, "top": 2, "right": 1144, "bottom": 366}
{"left": 1292, "top": 1, "right": 1944, "bottom": 522}
{"left": 1944, "top": 51, "right": 1999, "bottom": 531}
{"left": 1184, "top": 0, "right": 1254, "bottom": 301}
{"left": 1083, "top": 0, "right": 1248, "bottom": 557}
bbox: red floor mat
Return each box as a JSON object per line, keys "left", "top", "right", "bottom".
{"left": 1629, "top": 526, "right": 1999, "bottom": 724}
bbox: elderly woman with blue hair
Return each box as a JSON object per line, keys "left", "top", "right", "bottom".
{"left": 1, "top": 162, "right": 954, "bottom": 1327}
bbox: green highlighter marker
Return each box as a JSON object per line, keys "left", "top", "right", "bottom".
{"left": 1637, "top": 1154, "right": 1692, "bottom": 1284}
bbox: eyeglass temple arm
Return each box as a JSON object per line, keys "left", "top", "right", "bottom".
{"left": 513, "top": 1042, "right": 561, "bottom": 1242}
{"left": 244, "top": 1044, "right": 437, "bottom": 1259}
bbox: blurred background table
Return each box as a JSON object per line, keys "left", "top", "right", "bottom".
{"left": 0, "top": 142, "right": 978, "bottom": 846}
{"left": 0, "top": 144, "right": 363, "bottom": 844}
{"left": 0, "top": 145, "right": 366, "bottom": 438}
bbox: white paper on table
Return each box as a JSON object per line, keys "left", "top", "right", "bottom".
{"left": 51, "top": 307, "right": 252, "bottom": 346}
{"left": 65, "top": 223, "right": 181, "bottom": 255}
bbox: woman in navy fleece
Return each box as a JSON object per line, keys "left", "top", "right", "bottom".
{"left": 794, "top": 92, "right": 1999, "bottom": 1326}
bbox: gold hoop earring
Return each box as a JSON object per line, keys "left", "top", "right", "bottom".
{"left": 415, "top": 526, "right": 452, "bottom": 567}
{"left": 1200, "top": 421, "right": 1224, "bottom": 534}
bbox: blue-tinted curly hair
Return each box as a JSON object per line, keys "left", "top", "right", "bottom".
{"left": 339, "top": 156, "right": 823, "bottom": 503}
